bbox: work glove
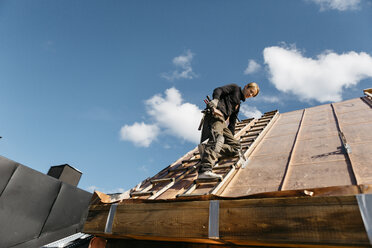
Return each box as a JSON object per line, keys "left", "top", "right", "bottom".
{"left": 207, "top": 99, "right": 219, "bottom": 109}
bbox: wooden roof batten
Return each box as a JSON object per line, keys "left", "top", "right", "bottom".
{"left": 84, "top": 91, "right": 372, "bottom": 247}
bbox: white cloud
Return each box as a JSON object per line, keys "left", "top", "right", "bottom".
{"left": 145, "top": 87, "right": 202, "bottom": 143}
{"left": 244, "top": 59, "right": 261, "bottom": 74}
{"left": 263, "top": 46, "right": 372, "bottom": 102}
{"left": 138, "top": 165, "right": 149, "bottom": 174}
{"left": 162, "top": 50, "right": 197, "bottom": 81}
{"left": 240, "top": 105, "right": 263, "bottom": 119}
{"left": 120, "top": 88, "right": 203, "bottom": 147}
{"left": 86, "top": 185, "right": 126, "bottom": 194}
{"left": 309, "top": 0, "right": 361, "bottom": 11}
{"left": 252, "top": 94, "right": 281, "bottom": 103}
{"left": 120, "top": 122, "right": 159, "bottom": 147}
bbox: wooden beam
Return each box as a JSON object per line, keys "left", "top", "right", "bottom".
{"left": 84, "top": 194, "right": 370, "bottom": 247}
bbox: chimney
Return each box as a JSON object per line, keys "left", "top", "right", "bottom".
{"left": 47, "top": 164, "right": 82, "bottom": 187}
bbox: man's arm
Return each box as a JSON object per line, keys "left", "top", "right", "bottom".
{"left": 212, "top": 84, "right": 239, "bottom": 100}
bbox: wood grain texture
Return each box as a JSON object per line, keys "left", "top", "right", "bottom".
{"left": 105, "top": 237, "right": 370, "bottom": 248}
{"left": 348, "top": 142, "right": 372, "bottom": 185}
{"left": 332, "top": 98, "right": 372, "bottom": 186}
{"left": 112, "top": 201, "right": 210, "bottom": 238}
{"left": 283, "top": 160, "right": 353, "bottom": 189}
{"left": 83, "top": 204, "right": 111, "bottom": 233}
{"left": 222, "top": 156, "right": 290, "bottom": 196}
{"left": 85, "top": 195, "right": 370, "bottom": 247}
{"left": 333, "top": 98, "right": 371, "bottom": 113}
{"left": 219, "top": 196, "right": 369, "bottom": 246}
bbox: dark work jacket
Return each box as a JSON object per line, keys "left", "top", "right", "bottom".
{"left": 212, "top": 84, "right": 246, "bottom": 134}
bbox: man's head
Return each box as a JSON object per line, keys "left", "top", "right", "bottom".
{"left": 243, "top": 82, "right": 259, "bottom": 99}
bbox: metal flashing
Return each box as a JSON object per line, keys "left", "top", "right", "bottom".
{"left": 208, "top": 200, "right": 219, "bottom": 239}
{"left": 357, "top": 194, "right": 372, "bottom": 244}
{"left": 105, "top": 203, "right": 118, "bottom": 233}
{"left": 241, "top": 158, "right": 250, "bottom": 169}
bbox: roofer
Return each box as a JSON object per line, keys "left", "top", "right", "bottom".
{"left": 198, "top": 82, "right": 259, "bottom": 179}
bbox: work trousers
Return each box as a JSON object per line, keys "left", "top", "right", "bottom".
{"left": 199, "top": 116, "right": 241, "bottom": 173}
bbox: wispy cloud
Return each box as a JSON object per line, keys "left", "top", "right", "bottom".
{"left": 240, "top": 105, "right": 263, "bottom": 119}
{"left": 86, "top": 185, "right": 126, "bottom": 194}
{"left": 81, "top": 107, "right": 113, "bottom": 121}
{"left": 162, "top": 50, "right": 197, "bottom": 81}
{"left": 263, "top": 45, "right": 372, "bottom": 102}
{"left": 252, "top": 94, "right": 281, "bottom": 104}
{"left": 120, "top": 122, "right": 159, "bottom": 147}
{"left": 244, "top": 59, "right": 261, "bottom": 74}
{"left": 138, "top": 165, "right": 149, "bottom": 174}
{"left": 308, "top": 0, "right": 361, "bottom": 11}
{"left": 120, "top": 88, "right": 203, "bottom": 147}
{"left": 43, "top": 40, "right": 56, "bottom": 52}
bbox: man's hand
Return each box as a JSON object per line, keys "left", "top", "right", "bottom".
{"left": 207, "top": 99, "right": 219, "bottom": 109}
{"left": 212, "top": 107, "right": 224, "bottom": 117}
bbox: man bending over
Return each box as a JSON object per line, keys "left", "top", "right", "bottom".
{"left": 198, "top": 82, "right": 260, "bottom": 179}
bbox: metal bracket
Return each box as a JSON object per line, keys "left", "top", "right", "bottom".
{"left": 104, "top": 203, "right": 118, "bottom": 233}
{"left": 241, "top": 158, "right": 250, "bottom": 169}
{"left": 339, "top": 131, "right": 352, "bottom": 154}
{"left": 357, "top": 194, "right": 372, "bottom": 244}
{"left": 208, "top": 200, "right": 219, "bottom": 239}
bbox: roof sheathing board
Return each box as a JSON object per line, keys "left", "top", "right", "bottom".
{"left": 333, "top": 97, "right": 372, "bottom": 185}
{"left": 221, "top": 110, "right": 302, "bottom": 196}
{"left": 221, "top": 97, "right": 372, "bottom": 196}
{"left": 98, "top": 97, "right": 372, "bottom": 202}
{"left": 284, "top": 103, "right": 353, "bottom": 190}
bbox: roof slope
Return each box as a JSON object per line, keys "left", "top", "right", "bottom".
{"left": 224, "top": 97, "right": 372, "bottom": 196}
{"left": 83, "top": 94, "right": 372, "bottom": 247}
{"left": 97, "top": 95, "right": 372, "bottom": 203}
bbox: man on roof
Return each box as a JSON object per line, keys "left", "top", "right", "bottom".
{"left": 198, "top": 82, "right": 260, "bottom": 179}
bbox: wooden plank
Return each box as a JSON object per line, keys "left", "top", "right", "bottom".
{"left": 332, "top": 98, "right": 372, "bottom": 186}
{"left": 290, "top": 134, "right": 347, "bottom": 165}
{"left": 335, "top": 108, "right": 372, "bottom": 126}
{"left": 103, "top": 235, "right": 368, "bottom": 248}
{"left": 340, "top": 121, "right": 372, "bottom": 144}
{"left": 330, "top": 103, "right": 358, "bottom": 185}
{"left": 169, "top": 119, "right": 256, "bottom": 198}
{"left": 251, "top": 132, "right": 297, "bottom": 157}
{"left": 264, "top": 122, "right": 302, "bottom": 138}
{"left": 346, "top": 142, "right": 372, "bottom": 185}
{"left": 83, "top": 205, "right": 111, "bottom": 233}
{"left": 214, "top": 112, "right": 280, "bottom": 196}
{"left": 112, "top": 201, "right": 210, "bottom": 238}
{"left": 228, "top": 113, "right": 301, "bottom": 199}
{"left": 156, "top": 173, "right": 197, "bottom": 199}
{"left": 219, "top": 196, "right": 369, "bottom": 246}
{"left": 332, "top": 98, "right": 371, "bottom": 113}
{"left": 86, "top": 195, "right": 370, "bottom": 247}
{"left": 279, "top": 109, "right": 305, "bottom": 190}
{"left": 221, "top": 156, "right": 292, "bottom": 197}
{"left": 283, "top": 160, "right": 354, "bottom": 190}
{"left": 300, "top": 123, "right": 339, "bottom": 140}
{"left": 273, "top": 110, "right": 303, "bottom": 125}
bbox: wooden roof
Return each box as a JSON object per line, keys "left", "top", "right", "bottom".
{"left": 83, "top": 93, "right": 372, "bottom": 247}
{"left": 97, "top": 95, "right": 372, "bottom": 203}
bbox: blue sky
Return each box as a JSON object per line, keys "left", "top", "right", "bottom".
{"left": 1, "top": 0, "right": 372, "bottom": 193}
